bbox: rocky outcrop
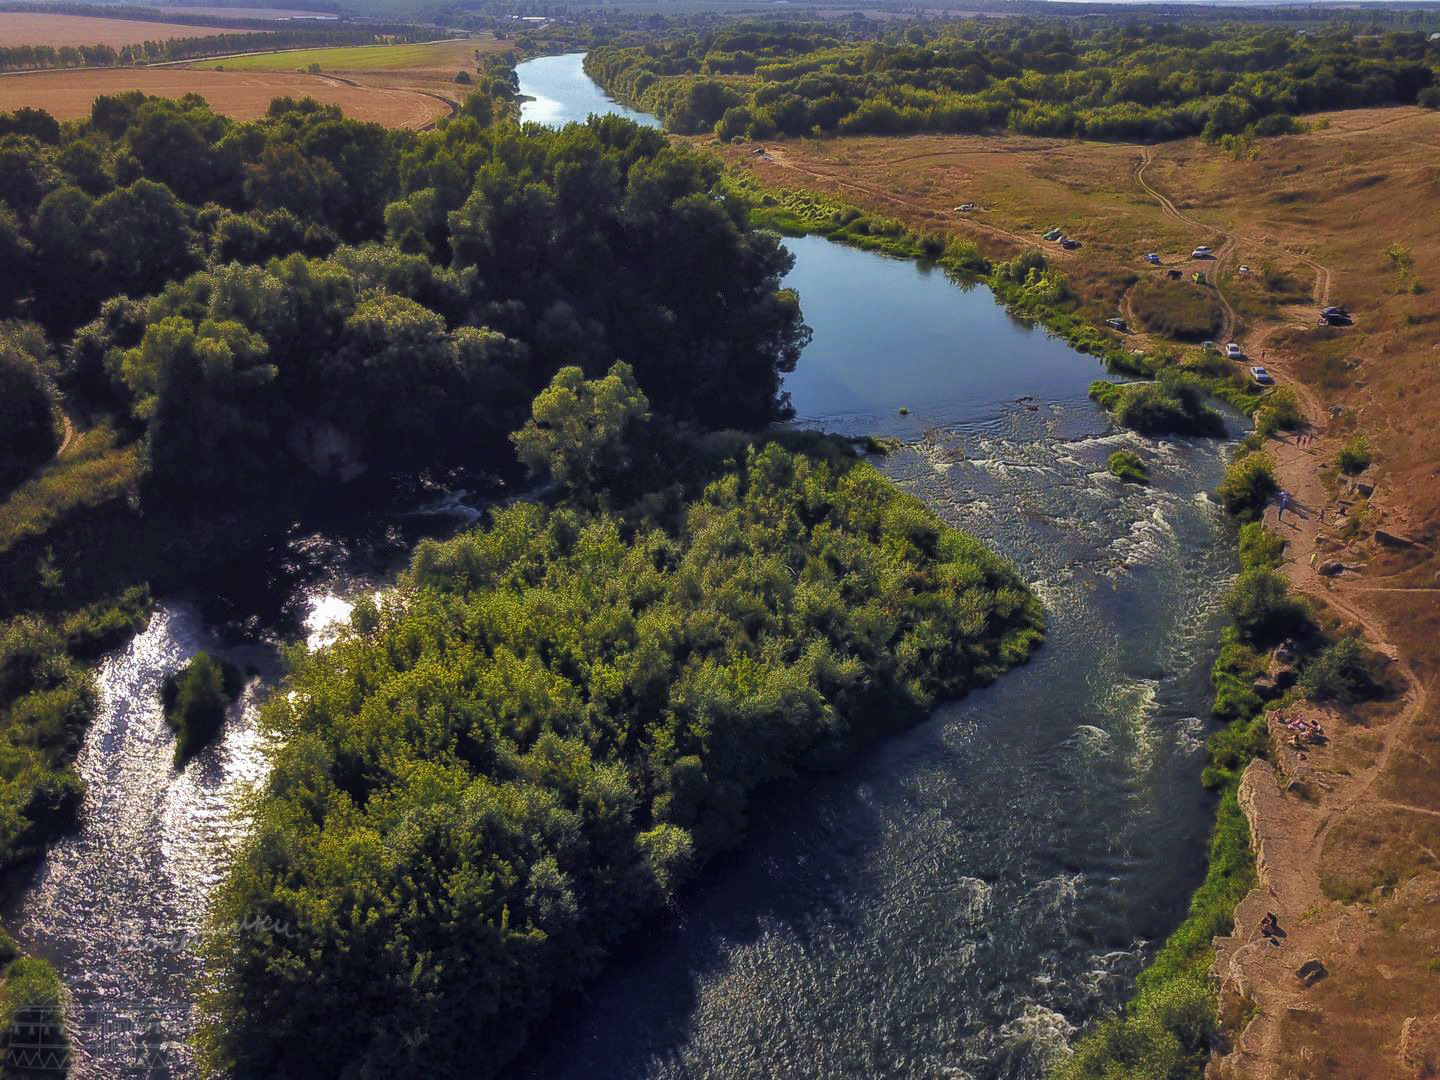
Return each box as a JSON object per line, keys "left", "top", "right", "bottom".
{"left": 1374, "top": 527, "right": 1418, "bottom": 548}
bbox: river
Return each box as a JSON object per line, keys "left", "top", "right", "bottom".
{"left": 3, "top": 53, "right": 1237, "bottom": 1080}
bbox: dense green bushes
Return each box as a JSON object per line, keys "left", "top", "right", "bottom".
{"left": 1089, "top": 375, "right": 1226, "bottom": 437}
{"left": 199, "top": 440, "right": 1042, "bottom": 1079}
{"left": 0, "top": 588, "right": 150, "bottom": 871}
{"left": 587, "top": 21, "right": 1438, "bottom": 142}
{"left": 1336, "top": 435, "right": 1372, "bottom": 474}
{"left": 0, "top": 952, "right": 68, "bottom": 1077}
{"left": 1217, "top": 451, "right": 1278, "bottom": 520}
{"left": 1254, "top": 387, "right": 1303, "bottom": 440}
{"left": 162, "top": 652, "right": 243, "bottom": 765}
{"left": 1107, "top": 450, "right": 1149, "bottom": 484}
{"left": 1299, "top": 636, "right": 1377, "bottom": 702}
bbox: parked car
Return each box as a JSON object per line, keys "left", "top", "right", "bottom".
{"left": 954, "top": 203, "right": 977, "bottom": 213}
{"left": 1250, "top": 366, "right": 1274, "bottom": 385}
{"left": 1144, "top": 252, "right": 1161, "bottom": 265}
{"left": 1166, "top": 268, "right": 1183, "bottom": 280}
{"left": 1238, "top": 265, "right": 1251, "bottom": 275}
{"left": 1192, "top": 246, "right": 1213, "bottom": 258}
{"left": 1043, "top": 227, "right": 1063, "bottom": 240}
{"left": 1321, "top": 305, "right": 1348, "bottom": 317}
{"left": 1105, "top": 317, "right": 1127, "bottom": 331}
{"left": 1202, "top": 340, "right": 1217, "bottom": 353}
{"left": 1225, "top": 342, "right": 1243, "bottom": 359}
{"left": 1060, "top": 237, "right": 1081, "bottom": 250}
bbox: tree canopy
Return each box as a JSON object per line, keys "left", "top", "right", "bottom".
{"left": 198, "top": 440, "right": 1042, "bottom": 1079}
{"left": 586, "top": 20, "right": 1439, "bottom": 141}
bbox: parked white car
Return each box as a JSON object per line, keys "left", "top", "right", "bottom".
{"left": 1225, "top": 342, "right": 1243, "bottom": 359}
{"left": 1192, "top": 246, "right": 1213, "bottom": 258}
{"left": 1250, "top": 366, "right": 1274, "bottom": 385}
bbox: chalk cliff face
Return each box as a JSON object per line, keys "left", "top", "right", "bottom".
{"left": 287, "top": 420, "right": 366, "bottom": 482}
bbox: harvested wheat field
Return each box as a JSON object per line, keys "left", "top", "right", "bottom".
{"left": 0, "top": 13, "right": 250, "bottom": 46}
{"left": 0, "top": 67, "right": 449, "bottom": 127}
{"left": 191, "top": 35, "right": 508, "bottom": 103}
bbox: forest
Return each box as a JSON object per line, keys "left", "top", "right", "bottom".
{"left": 584, "top": 20, "right": 1440, "bottom": 140}
{"left": 0, "top": 50, "right": 1047, "bottom": 1074}
{"left": 0, "top": 80, "right": 812, "bottom": 891}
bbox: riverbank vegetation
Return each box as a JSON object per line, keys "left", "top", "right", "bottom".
{"left": 199, "top": 400, "right": 1043, "bottom": 1077}
{"left": 1089, "top": 375, "right": 1227, "bottom": 437}
{"left": 585, "top": 21, "right": 1438, "bottom": 143}
{"left": 0, "top": 586, "right": 150, "bottom": 872}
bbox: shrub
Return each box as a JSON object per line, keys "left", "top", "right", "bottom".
{"left": 1336, "top": 435, "right": 1371, "bottom": 474}
{"left": 0, "top": 955, "right": 68, "bottom": 1074}
{"left": 1420, "top": 86, "right": 1440, "bottom": 110}
{"left": 1300, "top": 636, "right": 1378, "bottom": 702}
{"left": 162, "top": 652, "right": 243, "bottom": 764}
{"left": 1253, "top": 113, "right": 1301, "bottom": 137}
{"left": 1210, "top": 625, "right": 1265, "bottom": 723}
{"left": 1225, "top": 568, "right": 1309, "bottom": 645}
{"left": 0, "top": 332, "right": 59, "bottom": 493}
{"left": 1254, "top": 387, "right": 1301, "bottom": 439}
{"left": 1090, "top": 377, "right": 1225, "bottom": 437}
{"left": 455, "top": 71, "right": 473, "bottom": 85}
{"left": 1217, "top": 451, "right": 1277, "bottom": 521}
{"left": 1237, "top": 522, "right": 1285, "bottom": 571}
{"left": 1107, "top": 449, "right": 1149, "bottom": 484}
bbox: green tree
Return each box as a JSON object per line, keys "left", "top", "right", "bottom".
{"left": 511, "top": 362, "right": 651, "bottom": 500}
{"left": 120, "top": 316, "right": 276, "bottom": 497}
{"left": 0, "top": 329, "right": 58, "bottom": 491}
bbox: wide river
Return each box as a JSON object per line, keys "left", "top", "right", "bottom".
{"left": 5, "top": 53, "right": 1238, "bottom": 1080}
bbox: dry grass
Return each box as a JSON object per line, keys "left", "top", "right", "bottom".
{"left": 0, "top": 13, "right": 252, "bottom": 47}
{"left": 0, "top": 66, "right": 450, "bottom": 128}
{"left": 0, "top": 426, "right": 140, "bottom": 557}
{"left": 191, "top": 36, "right": 504, "bottom": 112}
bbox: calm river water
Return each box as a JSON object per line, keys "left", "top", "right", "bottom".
{"left": 3, "top": 54, "right": 1238, "bottom": 1080}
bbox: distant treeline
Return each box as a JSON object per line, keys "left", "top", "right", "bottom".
{"left": 0, "top": 27, "right": 431, "bottom": 72}
{"left": 585, "top": 19, "right": 1440, "bottom": 141}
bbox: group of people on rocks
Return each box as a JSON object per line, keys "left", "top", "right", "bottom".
{"left": 1277, "top": 711, "right": 1327, "bottom": 748}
